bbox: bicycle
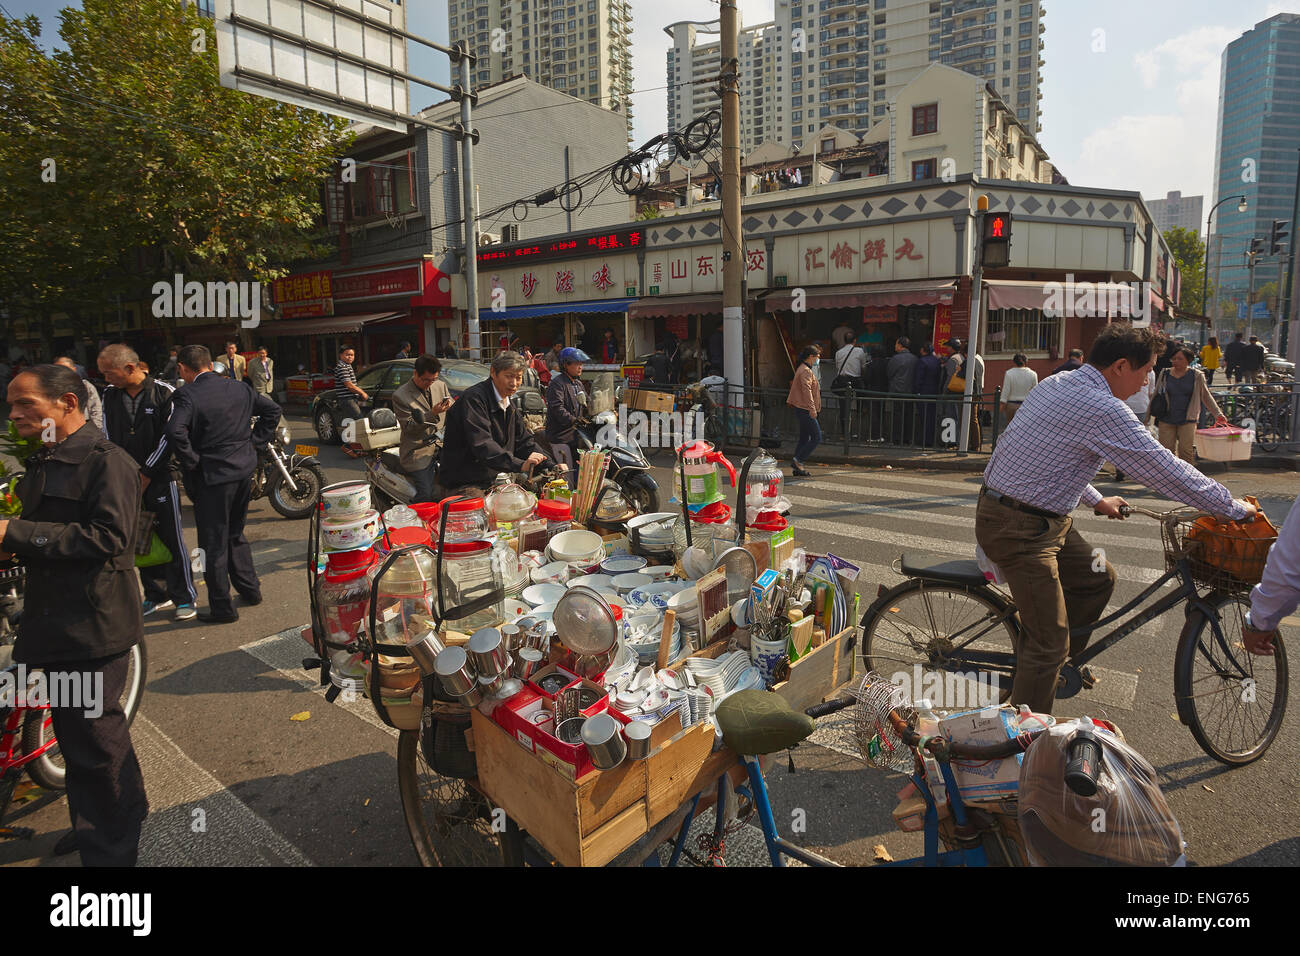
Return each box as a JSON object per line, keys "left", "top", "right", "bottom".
{"left": 856, "top": 506, "right": 1287, "bottom": 766}
{"left": 0, "top": 564, "right": 148, "bottom": 838}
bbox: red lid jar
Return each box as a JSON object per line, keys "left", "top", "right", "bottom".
{"left": 536, "top": 499, "right": 572, "bottom": 521}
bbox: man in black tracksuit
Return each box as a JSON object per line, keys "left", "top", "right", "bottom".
{"left": 1, "top": 365, "right": 149, "bottom": 865}
{"left": 438, "top": 351, "right": 549, "bottom": 495}
{"left": 97, "top": 344, "right": 198, "bottom": 621}
{"left": 545, "top": 347, "right": 589, "bottom": 481}
{"left": 164, "top": 345, "right": 280, "bottom": 624}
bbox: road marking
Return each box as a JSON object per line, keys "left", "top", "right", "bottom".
{"left": 240, "top": 628, "right": 398, "bottom": 739}
{"left": 133, "top": 713, "right": 315, "bottom": 867}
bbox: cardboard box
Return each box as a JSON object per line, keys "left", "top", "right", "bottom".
{"left": 628, "top": 388, "right": 676, "bottom": 414}
{"left": 939, "top": 706, "right": 1027, "bottom": 803}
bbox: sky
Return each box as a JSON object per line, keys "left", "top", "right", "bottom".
{"left": 6, "top": 0, "right": 1299, "bottom": 207}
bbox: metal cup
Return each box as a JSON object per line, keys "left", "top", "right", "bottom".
{"left": 555, "top": 716, "right": 586, "bottom": 744}
{"left": 624, "top": 720, "right": 653, "bottom": 760}
{"left": 408, "top": 630, "right": 447, "bottom": 677}
{"left": 500, "top": 622, "right": 522, "bottom": 654}
{"left": 467, "top": 627, "right": 510, "bottom": 676}
{"left": 434, "top": 646, "right": 475, "bottom": 697}
{"left": 515, "top": 647, "right": 544, "bottom": 681}
{"left": 477, "top": 670, "right": 507, "bottom": 696}
{"left": 582, "top": 713, "right": 627, "bottom": 770}
{"left": 456, "top": 684, "right": 485, "bottom": 707}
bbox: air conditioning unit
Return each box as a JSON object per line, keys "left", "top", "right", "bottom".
{"left": 477, "top": 232, "right": 501, "bottom": 247}
{"left": 500, "top": 224, "right": 520, "bottom": 243}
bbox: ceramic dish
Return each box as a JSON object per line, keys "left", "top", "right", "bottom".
{"left": 320, "top": 480, "right": 372, "bottom": 519}
{"left": 600, "top": 555, "right": 647, "bottom": 575}
{"left": 548, "top": 529, "right": 604, "bottom": 562}
{"left": 567, "top": 573, "right": 614, "bottom": 590}
{"left": 665, "top": 586, "right": 698, "bottom": 612}
{"left": 639, "top": 565, "right": 676, "bottom": 582}
{"left": 531, "top": 561, "right": 571, "bottom": 585}
{"left": 522, "top": 583, "right": 566, "bottom": 607}
{"left": 611, "top": 572, "right": 653, "bottom": 594}
{"left": 321, "top": 509, "right": 381, "bottom": 551}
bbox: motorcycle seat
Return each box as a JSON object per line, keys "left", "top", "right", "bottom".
{"left": 380, "top": 451, "right": 404, "bottom": 473}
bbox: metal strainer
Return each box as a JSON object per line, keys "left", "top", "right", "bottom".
{"left": 849, "top": 672, "right": 919, "bottom": 774}
{"left": 553, "top": 585, "right": 619, "bottom": 657}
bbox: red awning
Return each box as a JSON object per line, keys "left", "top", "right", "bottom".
{"left": 984, "top": 279, "right": 1142, "bottom": 315}
{"left": 628, "top": 295, "right": 724, "bottom": 319}
{"left": 256, "top": 312, "right": 405, "bottom": 336}
{"left": 763, "top": 279, "right": 956, "bottom": 312}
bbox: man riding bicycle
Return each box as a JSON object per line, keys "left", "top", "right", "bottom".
{"left": 976, "top": 323, "right": 1256, "bottom": 714}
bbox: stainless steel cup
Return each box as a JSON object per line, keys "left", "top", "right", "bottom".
{"left": 582, "top": 713, "right": 627, "bottom": 770}
{"left": 555, "top": 716, "right": 586, "bottom": 744}
{"left": 514, "top": 647, "right": 544, "bottom": 680}
{"left": 467, "top": 627, "right": 510, "bottom": 676}
{"left": 500, "top": 623, "right": 522, "bottom": 654}
{"left": 434, "top": 646, "right": 475, "bottom": 696}
{"left": 477, "top": 671, "right": 506, "bottom": 696}
{"left": 624, "top": 720, "right": 653, "bottom": 760}
{"left": 408, "top": 630, "right": 447, "bottom": 677}
{"left": 456, "top": 684, "right": 485, "bottom": 707}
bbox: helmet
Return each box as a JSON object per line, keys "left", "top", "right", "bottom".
{"left": 559, "top": 347, "right": 590, "bottom": 365}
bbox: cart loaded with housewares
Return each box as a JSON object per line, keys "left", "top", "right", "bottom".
{"left": 299, "top": 440, "right": 864, "bottom": 866}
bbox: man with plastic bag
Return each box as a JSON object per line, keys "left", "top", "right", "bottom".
{"left": 976, "top": 323, "right": 1255, "bottom": 714}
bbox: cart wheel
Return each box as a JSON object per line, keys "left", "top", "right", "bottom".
{"left": 396, "top": 730, "right": 503, "bottom": 867}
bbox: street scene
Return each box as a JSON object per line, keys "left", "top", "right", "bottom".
{"left": 1, "top": 0, "right": 1298, "bottom": 901}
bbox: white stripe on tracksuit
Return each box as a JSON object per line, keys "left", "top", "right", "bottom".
{"left": 168, "top": 478, "right": 197, "bottom": 603}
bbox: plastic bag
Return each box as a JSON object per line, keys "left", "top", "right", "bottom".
{"left": 134, "top": 532, "right": 172, "bottom": 568}
{"left": 1018, "top": 718, "right": 1185, "bottom": 866}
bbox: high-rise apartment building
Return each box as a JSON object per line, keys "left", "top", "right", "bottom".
{"left": 1148, "top": 191, "right": 1205, "bottom": 237}
{"left": 447, "top": 0, "right": 634, "bottom": 139}
{"left": 666, "top": 0, "right": 1045, "bottom": 154}
{"left": 1209, "top": 13, "right": 1300, "bottom": 318}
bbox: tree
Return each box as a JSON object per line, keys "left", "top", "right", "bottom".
{"left": 0, "top": 0, "right": 353, "bottom": 354}
{"left": 1163, "top": 226, "right": 1210, "bottom": 316}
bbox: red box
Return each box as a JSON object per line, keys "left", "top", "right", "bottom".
{"left": 496, "top": 689, "right": 631, "bottom": 780}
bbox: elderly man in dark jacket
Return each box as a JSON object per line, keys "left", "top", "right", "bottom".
{"left": 914, "top": 343, "right": 944, "bottom": 445}
{"left": 0, "top": 364, "right": 148, "bottom": 865}
{"left": 887, "top": 337, "right": 918, "bottom": 444}
{"left": 438, "top": 351, "right": 550, "bottom": 494}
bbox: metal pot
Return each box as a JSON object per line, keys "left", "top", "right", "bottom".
{"left": 408, "top": 630, "right": 447, "bottom": 676}
{"left": 582, "top": 713, "right": 627, "bottom": 770}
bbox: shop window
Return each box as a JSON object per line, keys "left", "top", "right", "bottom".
{"left": 911, "top": 158, "right": 936, "bottom": 180}
{"left": 985, "top": 308, "right": 1060, "bottom": 355}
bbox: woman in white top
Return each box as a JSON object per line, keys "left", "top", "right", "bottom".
{"left": 999, "top": 353, "right": 1038, "bottom": 425}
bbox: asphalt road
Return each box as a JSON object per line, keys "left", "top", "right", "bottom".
{"left": 3, "top": 416, "right": 1297, "bottom": 868}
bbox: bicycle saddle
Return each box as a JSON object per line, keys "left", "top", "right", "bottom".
{"left": 899, "top": 553, "right": 988, "bottom": 588}
{"left": 715, "top": 690, "right": 815, "bottom": 756}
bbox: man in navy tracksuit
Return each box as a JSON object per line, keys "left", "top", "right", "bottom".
{"left": 97, "top": 344, "right": 198, "bottom": 621}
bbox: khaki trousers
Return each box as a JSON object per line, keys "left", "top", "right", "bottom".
{"left": 1158, "top": 421, "right": 1196, "bottom": 464}
{"left": 974, "top": 495, "right": 1117, "bottom": 714}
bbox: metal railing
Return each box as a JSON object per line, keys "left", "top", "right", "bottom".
{"left": 1210, "top": 381, "right": 1299, "bottom": 451}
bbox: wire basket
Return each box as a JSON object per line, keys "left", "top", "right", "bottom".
{"left": 1160, "top": 515, "right": 1275, "bottom": 594}
{"left": 849, "top": 672, "right": 919, "bottom": 775}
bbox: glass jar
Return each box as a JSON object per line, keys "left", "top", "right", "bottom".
{"left": 486, "top": 473, "right": 537, "bottom": 536}
{"left": 673, "top": 502, "right": 737, "bottom": 559}
{"left": 435, "top": 495, "right": 489, "bottom": 543}
{"left": 536, "top": 498, "right": 573, "bottom": 541}
{"left": 743, "top": 449, "right": 785, "bottom": 512}
{"left": 439, "top": 540, "right": 505, "bottom": 633}
{"left": 315, "top": 547, "right": 378, "bottom": 676}
{"left": 368, "top": 545, "right": 438, "bottom": 646}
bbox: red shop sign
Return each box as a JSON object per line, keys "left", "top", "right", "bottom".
{"left": 333, "top": 266, "right": 422, "bottom": 300}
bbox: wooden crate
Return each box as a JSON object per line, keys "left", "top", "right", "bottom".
{"left": 471, "top": 708, "right": 736, "bottom": 867}
{"left": 772, "top": 627, "right": 857, "bottom": 713}
{"left": 627, "top": 388, "right": 676, "bottom": 413}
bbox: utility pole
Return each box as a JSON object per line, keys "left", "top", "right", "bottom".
{"left": 457, "top": 43, "right": 481, "bottom": 361}
{"left": 1246, "top": 246, "right": 1258, "bottom": 342}
{"left": 959, "top": 196, "right": 988, "bottom": 454}
{"left": 720, "top": 0, "right": 745, "bottom": 412}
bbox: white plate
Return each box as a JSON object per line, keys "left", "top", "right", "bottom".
{"left": 601, "top": 555, "right": 647, "bottom": 575}
{"left": 548, "top": 529, "right": 604, "bottom": 562}
{"left": 666, "top": 586, "right": 698, "bottom": 612}
{"left": 640, "top": 565, "right": 675, "bottom": 582}
{"left": 522, "top": 583, "right": 566, "bottom": 607}
{"left": 612, "top": 572, "right": 653, "bottom": 593}
{"left": 567, "top": 572, "right": 614, "bottom": 590}
{"left": 627, "top": 512, "right": 678, "bottom": 532}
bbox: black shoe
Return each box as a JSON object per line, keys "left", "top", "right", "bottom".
{"left": 1113, "top": 471, "right": 1125, "bottom": 482}
{"left": 238, "top": 591, "right": 263, "bottom": 606}
{"left": 52, "top": 830, "right": 78, "bottom": 856}
{"left": 199, "top": 610, "right": 240, "bottom": 625}
{"left": 792, "top": 466, "right": 810, "bottom": 477}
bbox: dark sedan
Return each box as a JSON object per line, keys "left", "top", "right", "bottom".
{"left": 309, "top": 358, "right": 544, "bottom": 443}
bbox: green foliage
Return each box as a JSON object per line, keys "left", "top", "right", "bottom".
{"left": 0, "top": 422, "right": 43, "bottom": 517}
{"left": 1163, "top": 226, "right": 1210, "bottom": 315}
{"left": 0, "top": 0, "right": 354, "bottom": 343}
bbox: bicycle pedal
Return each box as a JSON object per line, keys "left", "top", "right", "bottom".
{"left": 1079, "top": 665, "right": 1098, "bottom": 690}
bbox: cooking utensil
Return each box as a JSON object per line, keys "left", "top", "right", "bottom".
{"left": 555, "top": 716, "right": 587, "bottom": 745}
{"left": 514, "top": 647, "right": 544, "bottom": 680}
{"left": 455, "top": 684, "right": 485, "bottom": 707}
{"left": 582, "top": 713, "right": 627, "bottom": 770}
{"left": 434, "top": 646, "right": 476, "bottom": 696}
{"left": 407, "top": 630, "right": 446, "bottom": 676}
{"left": 624, "top": 721, "right": 653, "bottom": 760}
{"left": 467, "top": 627, "right": 510, "bottom": 676}
{"left": 555, "top": 687, "right": 582, "bottom": 722}
{"left": 477, "top": 671, "right": 507, "bottom": 696}
{"left": 553, "top": 585, "right": 619, "bottom": 657}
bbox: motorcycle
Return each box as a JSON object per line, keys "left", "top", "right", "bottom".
{"left": 347, "top": 408, "right": 425, "bottom": 513}
{"left": 571, "top": 411, "right": 660, "bottom": 514}
{"left": 251, "top": 418, "right": 326, "bottom": 519}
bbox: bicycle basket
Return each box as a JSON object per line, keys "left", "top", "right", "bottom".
{"left": 849, "top": 672, "right": 919, "bottom": 775}
{"left": 1161, "top": 496, "right": 1277, "bottom": 592}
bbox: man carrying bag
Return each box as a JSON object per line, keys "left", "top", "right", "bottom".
{"left": 831, "top": 338, "right": 866, "bottom": 440}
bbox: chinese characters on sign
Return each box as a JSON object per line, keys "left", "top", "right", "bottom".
{"left": 556, "top": 270, "right": 574, "bottom": 294}
{"left": 746, "top": 248, "right": 765, "bottom": 273}
{"left": 652, "top": 263, "right": 663, "bottom": 284}
{"left": 894, "top": 238, "right": 923, "bottom": 261}
{"left": 670, "top": 258, "right": 688, "bottom": 280}
{"left": 804, "top": 247, "right": 824, "bottom": 272}
{"left": 273, "top": 270, "right": 334, "bottom": 318}
{"left": 864, "top": 239, "right": 887, "bottom": 269}
{"left": 696, "top": 255, "right": 715, "bottom": 277}
{"left": 830, "top": 242, "right": 856, "bottom": 270}
{"left": 592, "top": 264, "right": 614, "bottom": 292}
{"left": 521, "top": 272, "right": 538, "bottom": 298}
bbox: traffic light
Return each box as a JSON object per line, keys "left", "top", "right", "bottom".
{"left": 1249, "top": 236, "right": 1265, "bottom": 257}
{"left": 981, "top": 211, "right": 1012, "bottom": 268}
{"left": 1270, "top": 219, "right": 1290, "bottom": 256}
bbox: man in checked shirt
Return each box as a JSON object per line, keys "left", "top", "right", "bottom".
{"left": 976, "top": 323, "right": 1256, "bottom": 714}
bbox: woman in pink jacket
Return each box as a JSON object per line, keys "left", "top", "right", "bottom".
{"left": 786, "top": 344, "right": 822, "bottom": 476}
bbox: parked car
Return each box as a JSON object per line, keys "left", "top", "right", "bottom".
{"left": 309, "top": 358, "right": 545, "bottom": 444}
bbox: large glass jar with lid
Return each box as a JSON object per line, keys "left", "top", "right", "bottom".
{"left": 485, "top": 473, "right": 536, "bottom": 536}
{"left": 367, "top": 545, "right": 438, "bottom": 647}
{"left": 315, "top": 547, "right": 378, "bottom": 680}
{"left": 438, "top": 540, "right": 505, "bottom": 633}
{"left": 435, "top": 494, "right": 490, "bottom": 543}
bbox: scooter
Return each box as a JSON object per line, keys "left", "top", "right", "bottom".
{"left": 345, "top": 407, "right": 428, "bottom": 513}
{"left": 573, "top": 412, "right": 660, "bottom": 514}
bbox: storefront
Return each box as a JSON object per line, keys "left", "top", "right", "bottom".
{"left": 627, "top": 295, "right": 725, "bottom": 383}
{"left": 269, "top": 259, "right": 454, "bottom": 370}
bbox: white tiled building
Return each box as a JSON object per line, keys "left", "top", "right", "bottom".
{"left": 1148, "top": 191, "right": 1204, "bottom": 237}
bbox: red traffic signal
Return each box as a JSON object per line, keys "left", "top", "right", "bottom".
{"left": 981, "top": 211, "right": 1012, "bottom": 267}
{"left": 983, "top": 212, "right": 1012, "bottom": 240}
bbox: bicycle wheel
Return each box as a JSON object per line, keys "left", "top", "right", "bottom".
{"left": 861, "top": 580, "right": 1018, "bottom": 708}
{"left": 122, "top": 641, "right": 146, "bottom": 727}
{"left": 1175, "top": 592, "right": 1288, "bottom": 765}
{"left": 21, "top": 710, "right": 65, "bottom": 790}
{"left": 395, "top": 729, "right": 503, "bottom": 866}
